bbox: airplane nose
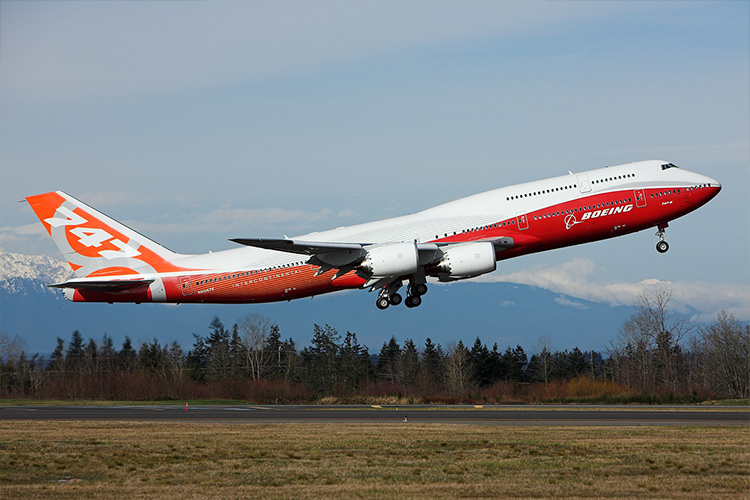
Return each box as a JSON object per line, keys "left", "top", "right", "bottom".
{"left": 705, "top": 175, "right": 721, "bottom": 191}
{"left": 694, "top": 171, "right": 721, "bottom": 190}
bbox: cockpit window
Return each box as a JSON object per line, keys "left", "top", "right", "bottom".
{"left": 661, "top": 163, "right": 678, "bottom": 170}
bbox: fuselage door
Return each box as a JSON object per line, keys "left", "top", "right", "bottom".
{"left": 577, "top": 174, "right": 591, "bottom": 193}
{"left": 179, "top": 276, "right": 193, "bottom": 296}
{"left": 634, "top": 189, "right": 646, "bottom": 208}
{"left": 516, "top": 212, "right": 529, "bottom": 230}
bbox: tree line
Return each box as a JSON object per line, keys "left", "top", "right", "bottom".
{"left": 1, "top": 288, "right": 747, "bottom": 402}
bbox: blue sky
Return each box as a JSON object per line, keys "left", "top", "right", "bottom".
{"left": 2, "top": 1, "right": 748, "bottom": 321}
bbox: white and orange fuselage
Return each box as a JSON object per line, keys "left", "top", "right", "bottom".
{"left": 26, "top": 160, "right": 720, "bottom": 309}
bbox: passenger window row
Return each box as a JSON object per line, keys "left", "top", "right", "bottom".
{"left": 507, "top": 184, "right": 577, "bottom": 202}
{"left": 533, "top": 198, "right": 633, "bottom": 221}
{"left": 592, "top": 173, "right": 635, "bottom": 185}
{"left": 651, "top": 189, "right": 680, "bottom": 198}
{"left": 506, "top": 172, "right": 637, "bottom": 202}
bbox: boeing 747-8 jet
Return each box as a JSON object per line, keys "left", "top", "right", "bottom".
{"left": 26, "top": 160, "right": 720, "bottom": 309}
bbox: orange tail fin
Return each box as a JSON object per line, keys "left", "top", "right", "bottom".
{"left": 26, "top": 191, "right": 183, "bottom": 278}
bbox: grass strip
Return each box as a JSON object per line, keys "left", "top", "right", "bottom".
{"left": 1, "top": 422, "right": 747, "bottom": 499}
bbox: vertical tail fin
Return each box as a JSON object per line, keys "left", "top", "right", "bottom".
{"left": 26, "top": 191, "right": 184, "bottom": 278}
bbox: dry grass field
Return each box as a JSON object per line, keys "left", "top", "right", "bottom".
{"left": 0, "top": 422, "right": 747, "bottom": 499}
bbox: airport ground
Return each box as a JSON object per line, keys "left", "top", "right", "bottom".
{"left": 0, "top": 405, "right": 747, "bottom": 499}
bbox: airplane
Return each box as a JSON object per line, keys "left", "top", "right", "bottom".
{"left": 26, "top": 159, "right": 720, "bottom": 310}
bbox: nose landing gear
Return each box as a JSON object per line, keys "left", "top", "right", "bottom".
{"left": 655, "top": 224, "right": 669, "bottom": 253}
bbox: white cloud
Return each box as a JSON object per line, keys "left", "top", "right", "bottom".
{"left": 477, "top": 257, "right": 750, "bottom": 321}
{"left": 554, "top": 295, "right": 590, "bottom": 310}
{"left": 0, "top": 223, "right": 44, "bottom": 237}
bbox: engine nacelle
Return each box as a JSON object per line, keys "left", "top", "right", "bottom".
{"left": 436, "top": 242, "right": 496, "bottom": 281}
{"left": 360, "top": 242, "right": 419, "bottom": 277}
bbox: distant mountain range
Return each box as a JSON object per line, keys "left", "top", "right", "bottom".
{"left": 0, "top": 252, "right": 635, "bottom": 356}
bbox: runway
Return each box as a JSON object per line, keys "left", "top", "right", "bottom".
{"left": 1, "top": 404, "right": 747, "bottom": 425}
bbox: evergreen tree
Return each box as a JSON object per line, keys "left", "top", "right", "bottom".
{"left": 280, "top": 337, "right": 301, "bottom": 384}
{"left": 550, "top": 349, "right": 570, "bottom": 380}
{"left": 421, "top": 338, "right": 444, "bottom": 383}
{"left": 512, "top": 345, "right": 528, "bottom": 383}
{"left": 47, "top": 337, "right": 65, "bottom": 373}
{"left": 229, "top": 325, "right": 244, "bottom": 376}
{"left": 165, "top": 341, "right": 185, "bottom": 378}
{"left": 302, "top": 324, "right": 341, "bottom": 393}
{"left": 500, "top": 345, "right": 527, "bottom": 382}
{"left": 567, "top": 347, "right": 588, "bottom": 378}
{"left": 339, "top": 331, "right": 372, "bottom": 392}
{"left": 526, "top": 354, "right": 543, "bottom": 384}
{"left": 263, "top": 325, "right": 283, "bottom": 379}
{"left": 84, "top": 338, "right": 98, "bottom": 375}
{"left": 64, "top": 331, "right": 85, "bottom": 373}
{"left": 206, "top": 317, "right": 231, "bottom": 380}
{"left": 376, "top": 337, "right": 401, "bottom": 384}
{"left": 138, "top": 338, "right": 167, "bottom": 376}
{"left": 186, "top": 334, "right": 208, "bottom": 382}
{"left": 117, "top": 337, "right": 138, "bottom": 372}
{"left": 469, "top": 338, "right": 502, "bottom": 387}
{"left": 397, "top": 339, "right": 420, "bottom": 389}
{"left": 99, "top": 334, "right": 116, "bottom": 374}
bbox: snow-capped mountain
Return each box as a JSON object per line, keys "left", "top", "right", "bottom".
{"left": 0, "top": 252, "right": 73, "bottom": 296}
{"left": 0, "top": 252, "right": 73, "bottom": 281}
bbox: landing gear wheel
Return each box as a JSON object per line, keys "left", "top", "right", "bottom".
{"left": 376, "top": 296, "right": 390, "bottom": 310}
{"left": 405, "top": 295, "right": 422, "bottom": 308}
{"left": 413, "top": 283, "right": 428, "bottom": 296}
{"left": 654, "top": 225, "right": 669, "bottom": 254}
{"left": 389, "top": 293, "right": 403, "bottom": 306}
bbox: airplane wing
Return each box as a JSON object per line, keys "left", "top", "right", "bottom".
{"left": 231, "top": 236, "right": 516, "bottom": 280}
{"left": 49, "top": 279, "right": 155, "bottom": 292}
{"left": 231, "top": 238, "right": 369, "bottom": 277}
{"left": 232, "top": 237, "right": 514, "bottom": 255}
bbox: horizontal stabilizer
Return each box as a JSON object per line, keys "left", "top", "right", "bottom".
{"left": 49, "top": 279, "right": 154, "bottom": 292}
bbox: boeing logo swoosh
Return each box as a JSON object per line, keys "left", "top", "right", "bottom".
{"left": 565, "top": 214, "right": 582, "bottom": 230}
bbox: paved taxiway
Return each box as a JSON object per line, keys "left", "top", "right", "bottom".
{"left": 1, "top": 405, "right": 747, "bottom": 425}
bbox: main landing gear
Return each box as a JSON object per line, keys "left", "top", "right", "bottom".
{"left": 655, "top": 223, "right": 669, "bottom": 253}
{"left": 376, "top": 282, "right": 428, "bottom": 310}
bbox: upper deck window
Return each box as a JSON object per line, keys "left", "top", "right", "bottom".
{"left": 661, "top": 163, "right": 678, "bottom": 170}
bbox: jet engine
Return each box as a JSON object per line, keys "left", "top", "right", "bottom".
{"left": 436, "top": 242, "right": 496, "bottom": 281}
{"left": 360, "top": 242, "right": 419, "bottom": 277}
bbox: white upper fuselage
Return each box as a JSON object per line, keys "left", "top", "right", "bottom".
{"left": 173, "top": 160, "right": 720, "bottom": 272}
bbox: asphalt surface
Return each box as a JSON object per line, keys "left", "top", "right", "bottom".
{"left": 1, "top": 405, "right": 747, "bottom": 426}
